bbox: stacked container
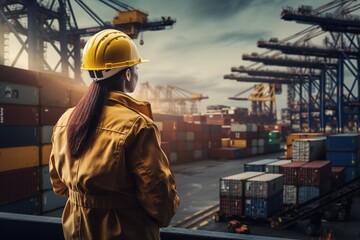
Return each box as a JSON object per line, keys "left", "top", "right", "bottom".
{"left": 219, "top": 172, "right": 264, "bottom": 216}
{"left": 265, "top": 160, "right": 292, "bottom": 174}
{"left": 326, "top": 134, "right": 360, "bottom": 182}
{"left": 297, "top": 161, "right": 332, "bottom": 205}
{"left": 264, "top": 130, "right": 281, "bottom": 153}
{"left": 292, "top": 137, "right": 326, "bottom": 161}
{"left": 286, "top": 133, "right": 325, "bottom": 159}
{"left": 244, "top": 173, "right": 284, "bottom": 218}
{"left": 280, "top": 161, "right": 307, "bottom": 205}
{"left": 244, "top": 159, "right": 278, "bottom": 172}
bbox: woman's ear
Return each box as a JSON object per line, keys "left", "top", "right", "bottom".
{"left": 125, "top": 68, "right": 132, "bottom": 81}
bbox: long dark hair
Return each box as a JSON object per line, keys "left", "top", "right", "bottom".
{"left": 67, "top": 80, "right": 108, "bottom": 159}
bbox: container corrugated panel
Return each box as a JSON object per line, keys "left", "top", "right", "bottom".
{"left": 265, "top": 160, "right": 291, "bottom": 173}
{"left": 327, "top": 134, "right": 360, "bottom": 152}
{"left": 41, "top": 125, "right": 54, "bottom": 144}
{"left": 286, "top": 133, "right": 325, "bottom": 146}
{"left": 0, "top": 126, "right": 39, "bottom": 147}
{"left": 327, "top": 151, "right": 359, "bottom": 167}
{"left": 0, "top": 82, "right": 39, "bottom": 105}
{"left": 38, "top": 72, "right": 70, "bottom": 107}
{"left": 220, "top": 172, "right": 265, "bottom": 197}
{"left": 280, "top": 161, "right": 307, "bottom": 185}
{"left": 244, "top": 159, "right": 278, "bottom": 172}
{"left": 245, "top": 173, "right": 283, "bottom": 199}
{"left": 40, "top": 106, "right": 67, "bottom": 125}
{"left": 41, "top": 165, "right": 52, "bottom": 191}
{"left": 331, "top": 167, "right": 346, "bottom": 189}
{"left": 244, "top": 191, "right": 283, "bottom": 219}
{"left": 0, "top": 167, "right": 39, "bottom": 205}
{"left": 345, "top": 166, "right": 360, "bottom": 182}
{"left": 292, "top": 137, "right": 326, "bottom": 161}
{"left": 298, "top": 180, "right": 331, "bottom": 205}
{"left": 0, "top": 145, "right": 39, "bottom": 172}
{"left": 41, "top": 144, "right": 52, "bottom": 165}
{"left": 283, "top": 185, "right": 298, "bottom": 205}
{"left": 41, "top": 190, "right": 67, "bottom": 213}
{"left": 0, "top": 195, "right": 39, "bottom": 215}
{"left": 298, "top": 161, "right": 331, "bottom": 186}
{"left": 219, "top": 196, "right": 243, "bottom": 216}
{"left": 0, "top": 104, "right": 39, "bottom": 125}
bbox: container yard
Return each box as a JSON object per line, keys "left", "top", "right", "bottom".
{"left": 1, "top": 0, "right": 360, "bottom": 240}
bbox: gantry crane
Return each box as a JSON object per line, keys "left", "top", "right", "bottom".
{"left": 0, "top": 0, "right": 176, "bottom": 81}
{"left": 136, "top": 82, "right": 209, "bottom": 115}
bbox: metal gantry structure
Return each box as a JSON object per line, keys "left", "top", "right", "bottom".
{"left": 224, "top": 0, "right": 360, "bottom": 133}
{"left": 0, "top": 0, "right": 176, "bottom": 82}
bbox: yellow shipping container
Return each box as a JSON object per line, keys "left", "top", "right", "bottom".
{"left": 221, "top": 138, "right": 231, "bottom": 148}
{"left": 113, "top": 10, "right": 148, "bottom": 25}
{"left": 41, "top": 144, "right": 52, "bottom": 165}
{"left": 0, "top": 146, "right": 39, "bottom": 172}
{"left": 230, "top": 139, "right": 247, "bottom": 148}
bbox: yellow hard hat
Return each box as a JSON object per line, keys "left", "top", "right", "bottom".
{"left": 81, "top": 29, "right": 149, "bottom": 73}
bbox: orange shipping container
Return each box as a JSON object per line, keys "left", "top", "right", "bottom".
{"left": 41, "top": 144, "right": 52, "bottom": 165}
{"left": 0, "top": 146, "right": 39, "bottom": 172}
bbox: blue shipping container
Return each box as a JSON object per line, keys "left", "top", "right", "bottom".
{"left": 298, "top": 180, "right": 331, "bottom": 205}
{"left": 326, "top": 134, "right": 360, "bottom": 152}
{"left": 244, "top": 159, "right": 278, "bottom": 172}
{"left": 345, "top": 166, "right": 360, "bottom": 182}
{"left": 0, "top": 126, "right": 39, "bottom": 147}
{"left": 327, "top": 151, "right": 359, "bottom": 167}
{"left": 244, "top": 191, "right": 283, "bottom": 219}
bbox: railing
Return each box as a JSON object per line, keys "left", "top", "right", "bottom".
{"left": 0, "top": 212, "right": 294, "bottom": 240}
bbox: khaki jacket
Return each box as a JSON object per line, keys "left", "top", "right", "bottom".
{"left": 49, "top": 91, "right": 179, "bottom": 240}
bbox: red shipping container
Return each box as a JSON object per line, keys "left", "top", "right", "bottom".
{"left": 0, "top": 167, "right": 39, "bottom": 205}
{"left": 280, "top": 161, "right": 307, "bottom": 185}
{"left": 161, "top": 142, "right": 170, "bottom": 157}
{"left": 0, "top": 104, "right": 39, "bottom": 125}
{"left": 298, "top": 161, "right": 332, "bottom": 186}
{"left": 176, "top": 140, "right": 187, "bottom": 152}
{"left": 331, "top": 166, "right": 346, "bottom": 189}
{"left": 220, "top": 195, "right": 243, "bottom": 216}
{"left": 161, "top": 131, "right": 177, "bottom": 142}
{"left": 40, "top": 106, "right": 67, "bottom": 125}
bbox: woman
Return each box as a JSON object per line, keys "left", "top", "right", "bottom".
{"left": 49, "top": 29, "right": 180, "bottom": 240}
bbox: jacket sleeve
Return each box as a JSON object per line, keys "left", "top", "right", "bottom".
{"left": 49, "top": 138, "right": 69, "bottom": 197}
{"left": 127, "top": 122, "right": 180, "bottom": 227}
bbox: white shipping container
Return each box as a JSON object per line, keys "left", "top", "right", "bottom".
{"left": 258, "top": 139, "right": 265, "bottom": 147}
{"left": 230, "top": 123, "right": 247, "bottom": 132}
{"left": 283, "top": 185, "right": 298, "bottom": 205}
{"left": 42, "top": 190, "right": 67, "bottom": 212}
{"left": 0, "top": 82, "right": 39, "bottom": 105}
{"left": 292, "top": 137, "right": 326, "bottom": 161}
{"left": 251, "top": 139, "right": 258, "bottom": 147}
{"left": 186, "top": 131, "right": 195, "bottom": 141}
{"left": 265, "top": 160, "right": 292, "bottom": 173}
{"left": 245, "top": 173, "right": 284, "bottom": 199}
{"left": 41, "top": 125, "right": 54, "bottom": 144}
{"left": 220, "top": 172, "right": 265, "bottom": 197}
{"left": 251, "top": 147, "right": 258, "bottom": 155}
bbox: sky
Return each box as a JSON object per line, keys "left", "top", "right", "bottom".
{"left": 6, "top": 0, "right": 331, "bottom": 115}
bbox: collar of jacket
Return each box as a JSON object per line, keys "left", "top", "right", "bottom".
{"left": 107, "top": 91, "right": 153, "bottom": 120}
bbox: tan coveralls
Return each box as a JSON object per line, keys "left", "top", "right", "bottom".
{"left": 49, "top": 91, "right": 179, "bottom": 240}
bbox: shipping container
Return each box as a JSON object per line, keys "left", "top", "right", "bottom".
{"left": 345, "top": 166, "right": 360, "bottom": 182}
{"left": 292, "top": 137, "right": 326, "bottom": 161}
{"left": 41, "top": 144, "right": 52, "bottom": 165}
{"left": 0, "top": 126, "right": 39, "bottom": 147}
{"left": 265, "top": 160, "right": 292, "bottom": 174}
{"left": 327, "top": 151, "right": 360, "bottom": 167}
{"left": 0, "top": 145, "right": 39, "bottom": 172}
{"left": 230, "top": 123, "right": 257, "bottom": 132}
{"left": 37, "top": 72, "right": 70, "bottom": 107}
{"left": 244, "top": 159, "right": 278, "bottom": 172}
{"left": 0, "top": 167, "right": 39, "bottom": 205}
{"left": 244, "top": 191, "right": 283, "bottom": 219}
{"left": 326, "top": 134, "right": 360, "bottom": 152}
{"left": 40, "top": 165, "right": 52, "bottom": 191}
{"left": 0, "top": 104, "right": 39, "bottom": 125}
{"left": 220, "top": 172, "right": 265, "bottom": 197}
{"left": 0, "top": 82, "right": 39, "bottom": 105}
{"left": 40, "top": 106, "right": 67, "bottom": 125}
{"left": 286, "top": 132, "right": 325, "bottom": 158}
{"left": 283, "top": 185, "right": 298, "bottom": 205}
{"left": 0, "top": 195, "right": 39, "bottom": 215}
{"left": 280, "top": 161, "right": 307, "bottom": 185}
{"left": 298, "top": 180, "right": 331, "bottom": 205}
{"left": 41, "top": 125, "right": 54, "bottom": 144}
{"left": 219, "top": 196, "right": 243, "bottom": 216}
{"left": 331, "top": 167, "right": 346, "bottom": 189}
{"left": 244, "top": 173, "right": 283, "bottom": 199}
{"left": 209, "top": 147, "right": 247, "bottom": 160}
{"left": 298, "top": 161, "right": 331, "bottom": 186}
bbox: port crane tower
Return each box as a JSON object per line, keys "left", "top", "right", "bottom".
{"left": 0, "top": 0, "right": 176, "bottom": 81}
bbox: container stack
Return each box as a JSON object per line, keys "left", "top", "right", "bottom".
{"left": 326, "top": 134, "right": 360, "bottom": 182}
{"left": 264, "top": 130, "right": 281, "bottom": 154}
{"left": 297, "top": 161, "right": 332, "bottom": 205}
{"left": 219, "top": 172, "right": 264, "bottom": 216}
{"left": 229, "top": 123, "right": 259, "bottom": 155}
{"left": 265, "top": 160, "right": 292, "bottom": 174}
{"left": 292, "top": 137, "right": 326, "bottom": 161}
{"left": 280, "top": 161, "right": 307, "bottom": 205}
{"left": 0, "top": 65, "right": 85, "bottom": 216}
{"left": 244, "top": 173, "right": 284, "bottom": 219}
